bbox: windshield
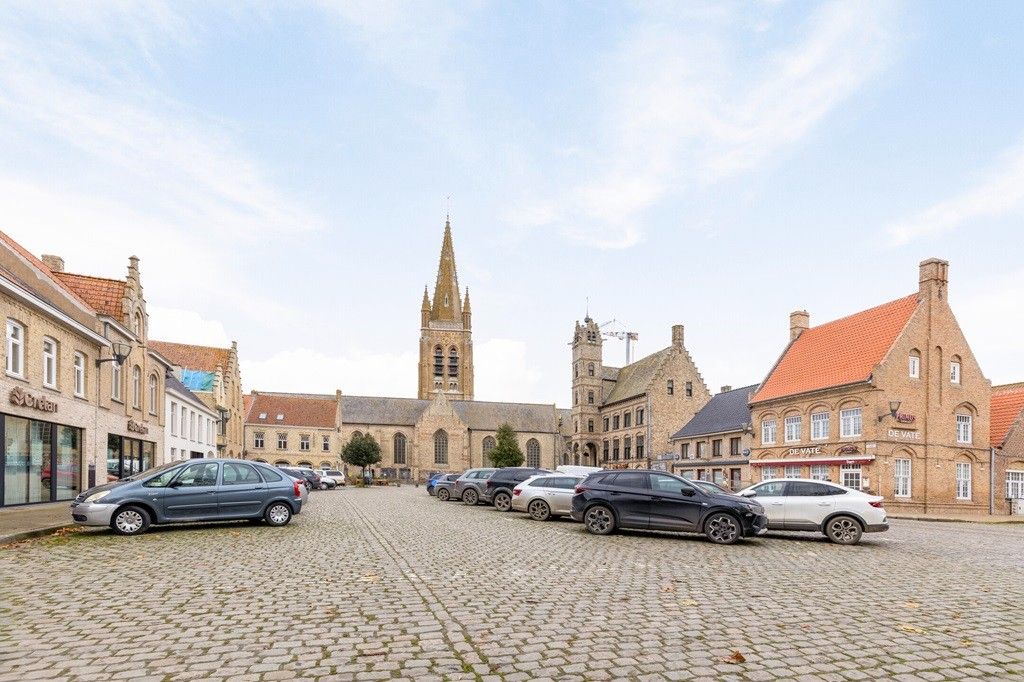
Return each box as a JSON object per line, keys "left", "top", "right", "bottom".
{"left": 690, "top": 480, "right": 737, "bottom": 496}
{"left": 123, "top": 460, "right": 183, "bottom": 482}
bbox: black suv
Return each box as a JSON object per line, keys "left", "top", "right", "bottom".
{"left": 570, "top": 469, "right": 767, "bottom": 544}
{"left": 479, "top": 467, "right": 551, "bottom": 511}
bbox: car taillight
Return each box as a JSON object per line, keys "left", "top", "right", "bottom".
{"left": 513, "top": 488, "right": 522, "bottom": 496}
{"left": 293, "top": 481, "right": 303, "bottom": 497}
{"left": 486, "top": 481, "right": 493, "bottom": 488}
{"left": 869, "top": 500, "right": 884, "bottom": 508}
{"left": 575, "top": 485, "right": 587, "bottom": 494}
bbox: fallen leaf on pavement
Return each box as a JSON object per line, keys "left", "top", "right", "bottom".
{"left": 720, "top": 651, "right": 746, "bottom": 664}
{"left": 903, "top": 601, "right": 921, "bottom": 609}
{"left": 680, "top": 599, "right": 699, "bottom": 606}
{"left": 898, "top": 624, "right": 928, "bottom": 634}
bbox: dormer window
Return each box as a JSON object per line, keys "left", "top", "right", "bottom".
{"left": 276, "top": 414, "right": 284, "bottom": 421}
{"left": 258, "top": 412, "right": 267, "bottom": 419}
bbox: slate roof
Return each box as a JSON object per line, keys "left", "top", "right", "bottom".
{"left": 52, "top": 272, "right": 126, "bottom": 319}
{"left": 671, "top": 385, "right": 757, "bottom": 440}
{"left": 604, "top": 347, "right": 673, "bottom": 404}
{"left": 247, "top": 392, "right": 337, "bottom": 428}
{"left": 991, "top": 383, "right": 1024, "bottom": 448}
{"left": 602, "top": 367, "right": 620, "bottom": 381}
{"left": 751, "top": 294, "right": 919, "bottom": 403}
{"left": 150, "top": 340, "right": 231, "bottom": 373}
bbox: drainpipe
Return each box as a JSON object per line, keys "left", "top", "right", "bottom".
{"left": 990, "top": 447, "right": 995, "bottom": 515}
{"left": 646, "top": 395, "right": 652, "bottom": 469}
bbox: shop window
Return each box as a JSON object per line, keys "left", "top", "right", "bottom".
{"left": 840, "top": 464, "right": 862, "bottom": 489}
{"left": 6, "top": 319, "right": 24, "bottom": 377}
{"left": 784, "top": 465, "right": 801, "bottom": 479}
{"left": 762, "top": 466, "right": 778, "bottom": 481}
{"left": 810, "top": 465, "right": 829, "bottom": 481}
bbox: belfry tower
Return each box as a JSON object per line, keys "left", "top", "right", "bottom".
{"left": 418, "top": 217, "right": 474, "bottom": 400}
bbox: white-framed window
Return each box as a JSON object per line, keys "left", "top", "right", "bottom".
{"left": 73, "top": 352, "right": 86, "bottom": 397}
{"left": 111, "top": 362, "right": 122, "bottom": 401}
{"left": 840, "top": 407, "right": 862, "bottom": 438}
{"left": 322, "top": 435, "right": 330, "bottom": 452}
{"left": 171, "top": 447, "right": 177, "bottom": 461}
{"left": 908, "top": 352, "right": 920, "bottom": 379}
{"left": 190, "top": 412, "right": 196, "bottom": 441}
{"left": 762, "top": 466, "right": 778, "bottom": 481}
{"left": 300, "top": 435, "right": 310, "bottom": 451}
{"left": 170, "top": 401, "right": 178, "bottom": 436}
{"left": 180, "top": 405, "right": 187, "bottom": 438}
{"left": 1007, "top": 471, "right": 1024, "bottom": 500}
{"left": 208, "top": 418, "right": 214, "bottom": 445}
{"left": 950, "top": 360, "right": 961, "bottom": 384}
{"left": 784, "top": 416, "right": 802, "bottom": 443}
{"left": 761, "top": 419, "right": 777, "bottom": 445}
{"left": 277, "top": 433, "right": 287, "bottom": 449}
{"left": 810, "top": 465, "right": 829, "bottom": 481}
{"left": 148, "top": 374, "right": 158, "bottom": 414}
{"left": 956, "top": 462, "right": 971, "bottom": 500}
{"left": 42, "top": 337, "right": 57, "bottom": 388}
{"left": 199, "top": 417, "right": 205, "bottom": 444}
{"left": 894, "top": 458, "right": 911, "bottom": 497}
{"left": 784, "top": 465, "right": 801, "bottom": 479}
{"left": 811, "top": 411, "right": 829, "bottom": 440}
{"left": 841, "top": 464, "right": 862, "bottom": 489}
{"left": 956, "top": 414, "right": 972, "bottom": 444}
{"left": 254, "top": 432, "right": 265, "bottom": 448}
{"left": 131, "top": 366, "right": 141, "bottom": 408}
{"left": 5, "top": 319, "right": 24, "bottom": 377}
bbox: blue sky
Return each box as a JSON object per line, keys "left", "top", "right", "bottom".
{"left": 2, "top": 1, "right": 1023, "bottom": 405}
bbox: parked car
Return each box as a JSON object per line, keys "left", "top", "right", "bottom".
{"left": 737, "top": 479, "right": 888, "bottom": 545}
{"left": 452, "top": 468, "right": 497, "bottom": 504}
{"left": 318, "top": 469, "right": 346, "bottom": 487}
{"left": 571, "top": 469, "right": 767, "bottom": 545}
{"left": 480, "top": 467, "right": 552, "bottom": 511}
{"left": 280, "top": 467, "right": 325, "bottom": 490}
{"left": 433, "top": 473, "right": 464, "bottom": 501}
{"left": 511, "top": 473, "right": 584, "bottom": 520}
{"left": 69, "top": 459, "right": 305, "bottom": 536}
{"left": 426, "top": 472, "right": 447, "bottom": 496}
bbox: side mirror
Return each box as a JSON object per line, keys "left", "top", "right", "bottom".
{"left": 680, "top": 487, "right": 696, "bottom": 497}
{"left": 739, "top": 489, "right": 755, "bottom": 497}
{"left": 168, "top": 480, "right": 182, "bottom": 488}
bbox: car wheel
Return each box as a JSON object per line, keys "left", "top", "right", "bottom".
{"left": 704, "top": 512, "right": 741, "bottom": 545}
{"left": 111, "top": 505, "right": 150, "bottom": 536}
{"left": 493, "top": 491, "right": 512, "bottom": 512}
{"left": 463, "top": 489, "right": 478, "bottom": 506}
{"left": 584, "top": 505, "right": 616, "bottom": 535}
{"left": 825, "top": 515, "right": 863, "bottom": 545}
{"left": 437, "top": 488, "right": 450, "bottom": 501}
{"left": 265, "top": 502, "right": 292, "bottom": 527}
{"left": 528, "top": 499, "right": 551, "bottom": 521}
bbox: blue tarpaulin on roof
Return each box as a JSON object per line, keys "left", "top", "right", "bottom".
{"left": 182, "top": 369, "right": 215, "bottom": 391}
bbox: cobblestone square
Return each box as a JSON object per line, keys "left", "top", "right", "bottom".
{"left": 1, "top": 487, "right": 1022, "bottom": 681}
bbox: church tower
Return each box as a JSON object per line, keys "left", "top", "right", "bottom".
{"left": 570, "top": 316, "right": 603, "bottom": 465}
{"left": 418, "top": 217, "right": 474, "bottom": 400}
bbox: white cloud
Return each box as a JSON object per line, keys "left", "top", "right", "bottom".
{"left": 147, "top": 306, "right": 232, "bottom": 347}
{"left": 887, "top": 137, "right": 1024, "bottom": 246}
{"left": 509, "top": 1, "right": 896, "bottom": 249}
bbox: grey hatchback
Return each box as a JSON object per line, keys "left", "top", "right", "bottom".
{"left": 70, "top": 458, "right": 305, "bottom": 536}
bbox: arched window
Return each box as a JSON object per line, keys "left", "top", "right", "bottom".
{"left": 297, "top": 461, "right": 312, "bottom": 468}
{"left": 394, "top": 433, "right": 407, "bottom": 464}
{"left": 433, "top": 346, "right": 443, "bottom": 377}
{"left": 482, "top": 436, "right": 496, "bottom": 466}
{"left": 133, "top": 311, "right": 144, "bottom": 338}
{"left": 351, "top": 431, "right": 363, "bottom": 441}
{"left": 132, "top": 366, "right": 142, "bottom": 408}
{"left": 448, "top": 346, "right": 459, "bottom": 378}
{"left": 148, "top": 374, "right": 158, "bottom": 414}
{"left": 908, "top": 349, "right": 921, "bottom": 378}
{"left": 526, "top": 438, "right": 541, "bottom": 468}
{"left": 274, "top": 460, "right": 289, "bottom": 466}
{"left": 587, "top": 363, "right": 595, "bottom": 377}
{"left": 319, "top": 461, "right": 333, "bottom": 469}
{"left": 434, "top": 430, "right": 448, "bottom": 464}
{"left": 950, "top": 355, "right": 962, "bottom": 384}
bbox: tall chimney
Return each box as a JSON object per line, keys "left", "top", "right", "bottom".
{"left": 790, "top": 310, "right": 810, "bottom": 341}
{"left": 671, "top": 324, "right": 684, "bottom": 348}
{"left": 919, "top": 258, "right": 949, "bottom": 301}
{"left": 41, "top": 254, "right": 64, "bottom": 272}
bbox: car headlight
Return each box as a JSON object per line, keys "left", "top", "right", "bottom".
{"left": 84, "top": 490, "right": 111, "bottom": 504}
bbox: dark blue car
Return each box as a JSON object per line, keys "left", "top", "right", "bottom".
{"left": 426, "top": 472, "right": 448, "bottom": 496}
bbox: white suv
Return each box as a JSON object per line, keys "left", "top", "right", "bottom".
{"left": 318, "top": 469, "right": 346, "bottom": 487}
{"left": 738, "top": 478, "right": 888, "bottom": 544}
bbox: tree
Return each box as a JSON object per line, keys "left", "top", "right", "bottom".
{"left": 488, "top": 423, "right": 523, "bottom": 468}
{"left": 342, "top": 433, "right": 382, "bottom": 483}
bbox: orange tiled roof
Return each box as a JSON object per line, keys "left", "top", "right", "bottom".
{"left": 246, "top": 392, "right": 337, "bottom": 428}
{"left": 52, "top": 272, "right": 125, "bottom": 319}
{"left": 150, "top": 340, "right": 231, "bottom": 372}
{"left": 751, "top": 294, "right": 919, "bottom": 403}
{"left": 243, "top": 394, "right": 254, "bottom": 420}
{"left": 991, "top": 384, "right": 1024, "bottom": 448}
{"left": 0, "top": 230, "right": 97, "bottom": 312}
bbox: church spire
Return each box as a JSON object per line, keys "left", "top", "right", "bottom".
{"left": 430, "top": 216, "right": 462, "bottom": 322}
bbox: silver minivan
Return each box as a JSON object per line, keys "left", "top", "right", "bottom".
{"left": 511, "top": 474, "right": 584, "bottom": 520}
{"left": 70, "top": 459, "right": 305, "bottom": 536}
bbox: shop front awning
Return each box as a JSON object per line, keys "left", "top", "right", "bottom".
{"left": 750, "top": 455, "right": 875, "bottom": 467}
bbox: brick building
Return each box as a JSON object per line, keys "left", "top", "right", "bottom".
{"left": 149, "top": 340, "right": 245, "bottom": 457}
{"left": 749, "top": 258, "right": 992, "bottom": 515}
{"left": 670, "top": 384, "right": 757, "bottom": 489}
{"left": 569, "top": 316, "right": 711, "bottom": 469}
{"left": 992, "top": 383, "right": 1024, "bottom": 514}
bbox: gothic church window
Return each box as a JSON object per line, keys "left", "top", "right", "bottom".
{"left": 434, "top": 430, "right": 448, "bottom": 464}
{"left": 526, "top": 439, "right": 540, "bottom": 468}
{"left": 394, "top": 433, "right": 407, "bottom": 464}
{"left": 433, "top": 346, "right": 443, "bottom": 377}
{"left": 448, "top": 347, "right": 458, "bottom": 377}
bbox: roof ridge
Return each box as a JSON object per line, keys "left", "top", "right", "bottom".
{"left": 56, "top": 271, "right": 125, "bottom": 285}
{"left": 806, "top": 293, "right": 918, "bottom": 332}
{"left": 151, "top": 339, "right": 231, "bottom": 352}
{"left": 993, "top": 382, "right": 1024, "bottom": 393}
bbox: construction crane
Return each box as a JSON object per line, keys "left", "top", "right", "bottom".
{"left": 600, "top": 319, "right": 638, "bottom": 365}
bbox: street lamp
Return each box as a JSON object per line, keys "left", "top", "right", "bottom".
{"left": 878, "top": 399, "right": 902, "bottom": 422}
{"left": 96, "top": 341, "right": 132, "bottom": 366}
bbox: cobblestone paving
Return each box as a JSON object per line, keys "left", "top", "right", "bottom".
{"left": 1, "top": 486, "right": 1022, "bottom": 681}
